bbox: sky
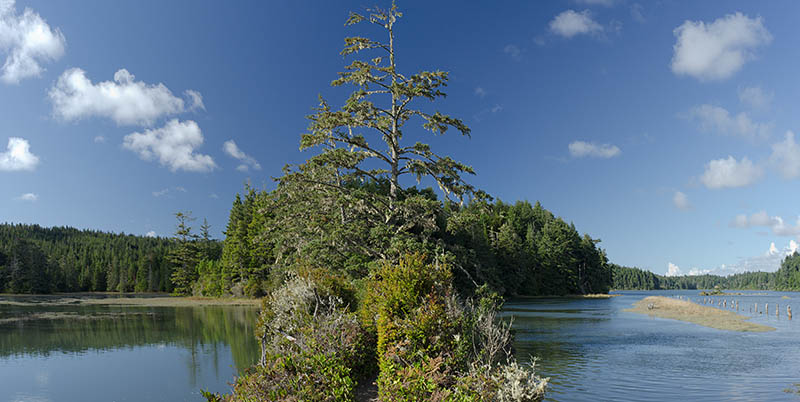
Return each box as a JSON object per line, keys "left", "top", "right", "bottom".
{"left": 2, "top": 0, "right": 800, "bottom": 277}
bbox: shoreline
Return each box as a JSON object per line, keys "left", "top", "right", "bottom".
{"left": 625, "top": 296, "right": 774, "bottom": 332}
{"left": 0, "top": 293, "right": 261, "bottom": 307}
{"left": 514, "top": 293, "right": 619, "bottom": 299}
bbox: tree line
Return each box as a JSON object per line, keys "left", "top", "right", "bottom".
{"left": 0, "top": 223, "right": 186, "bottom": 294}
{"left": 612, "top": 254, "right": 800, "bottom": 291}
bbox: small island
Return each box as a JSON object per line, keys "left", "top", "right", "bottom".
{"left": 626, "top": 296, "right": 775, "bottom": 332}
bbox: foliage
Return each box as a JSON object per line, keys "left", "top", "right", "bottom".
{"left": 0, "top": 223, "right": 176, "bottom": 293}
{"left": 364, "top": 253, "right": 548, "bottom": 401}
{"left": 207, "top": 273, "right": 373, "bottom": 402}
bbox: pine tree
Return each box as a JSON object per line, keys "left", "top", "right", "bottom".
{"left": 168, "top": 212, "right": 201, "bottom": 295}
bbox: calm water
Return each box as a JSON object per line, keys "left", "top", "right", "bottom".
{"left": 504, "top": 290, "right": 800, "bottom": 401}
{"left": 0, "top": 295, "right": 259, "bottom": 402}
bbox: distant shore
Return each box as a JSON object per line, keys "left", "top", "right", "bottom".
{"left": 625, "top": 296, "right": 774, "bottom": 332}
{"left": 515, "top": 293, "right": 619, "bottom": 299}
{"left": 0, "top": 293, "right": 260, "bottom": 307}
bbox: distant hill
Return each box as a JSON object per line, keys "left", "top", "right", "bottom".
{"left": 0, "top": 223, "right": 177, "bottom": 293}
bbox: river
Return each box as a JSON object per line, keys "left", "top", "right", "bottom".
{"left": 504, "top": 290, "right": 800, "bottom": 401}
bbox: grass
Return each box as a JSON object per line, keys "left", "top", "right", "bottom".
{"left": 625, "top": 296, "right": 775, "bottom": 332}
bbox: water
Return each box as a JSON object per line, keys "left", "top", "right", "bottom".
{"left": 0, "top": 295, "right": 259, "bottom": 402}
{"left": 504, "top": 290, "right": 800, "bottom": 402}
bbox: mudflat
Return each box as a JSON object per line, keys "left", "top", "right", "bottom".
{"left": 625, "top": 296, "right": 775, "bottom": 332}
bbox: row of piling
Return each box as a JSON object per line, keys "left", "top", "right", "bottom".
{"left": 676, "top": 295, "right": 793, "bottom": 320}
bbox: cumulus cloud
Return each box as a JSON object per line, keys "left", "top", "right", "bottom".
{"left": 713, "top": 240, "right": 800, "bottom": 275}
{"left": 17, "top": 192, "right": 37, "bottom": 201}
{"left": 730, "top": 210, "right": 800, "bottom": 237}
{"left": 184, "top": 89, "right": 205, "bottom": 111}
{"left": 549, "top": 10, "right": 603, "bottom": 38}
{"left": 223, "top": 139, "right": 261, "bottom": 172}
{"left": 0, "top": 0, "right": 65, "bottom": 83}
{"left": 673, "top": 191, "right": 690, "bottom": 210}
{"left": 687, "top": 104, "right": 770, "bottom": 140}
{"left": 665, "top": 262, "right": 682, "bottom": 277}
{"left": 123, "top": 119, "right": 216, "bottom": 172}
{"left": 568, "top": 141, "right": 621, "bottom": 158}
{"left": 699, "top": 156, "right": 762, "bottom": 189}
{"left": 738, "top": 86, "right": 772, "bottom": 110}
{"left": 0, "top": 137, "right": 38, "bottom": 171}
{"left": 671, "top": 13, "right": 771, "bottom": 81}
{"left": 93, "top": 135, "right": 106, "bottom": 143}
{"left": 49, "top": 68, "right": 190, "bottom": 126}
{"left": 769, "top": 131, "right": 800, "bottom": 179}
{"left": 145, "top": 231, "right": 156, "bottom": 238}
{"left": 474, "top": 87, "right": 486, "bottom": 98}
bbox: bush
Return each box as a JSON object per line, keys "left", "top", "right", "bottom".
{"left": 363, "top": 253, "right": 548, "bottom": 401}
{"left": 206, "top": 273, "right": 374, "bottom": 402}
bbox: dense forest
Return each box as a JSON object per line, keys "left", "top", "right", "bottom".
{"left": 0, "top": 224, "right": 199, "bottom": 294}
{"left": 200, "top": 186, "right": 612, "bottom": 299}
{"left": 612, "top": 254, "right": 800, "bottom": 291}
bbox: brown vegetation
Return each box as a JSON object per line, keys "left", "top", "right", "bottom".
{"left": 625, "top": 296, "right": 775, "bottom": 332}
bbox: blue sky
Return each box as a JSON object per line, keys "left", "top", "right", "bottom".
{"left": 2, "top": 0, "right": 800, "bottom": 277}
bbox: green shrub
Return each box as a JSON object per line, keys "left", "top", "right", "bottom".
{"left": 364, "top": 253, "right": 548, "bottom": 401}
{"left": 206, "top": 273, "right": 374, "bottom": 402}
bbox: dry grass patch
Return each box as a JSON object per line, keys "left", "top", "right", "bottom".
{"left": 625, "top": 296, "right": 774, "bottom": 332}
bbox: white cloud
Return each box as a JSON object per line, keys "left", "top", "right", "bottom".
{"left": 738, "top": 86, "right": 772, "bottom": 110}
{"left": 630, "top": 4, "right": 645, "bottom": 23}
{"left": 688, "top": 104, "right": 770, "bottom": 140}
{"left": 671, "top": 13, "right": 771, "bottom": 81}
{"left": 49, "top": 68, "right": 189, "bottom": 126}
{"left": 699, "top": 156, "right": 762, "bottom": 189}
{"left": 474, "top": 87, "right": 486, "bottom": 98}
{"left": 503, "top": 44, "right": 521, "bottom": 60}
{"left": 575, "top": 0, "right": 616, "bottom": 6}
{"left": 223, "top": 139, "right": 261, "bottom": 172}
{"left": 17, "top": 192, "right": 37, "bottom": 201}
{"left": 145, "top": 231, "right": 156, "bottom": 238}
{"left": 665, "top": 262, "right": 682, "bottom": 277}
{"left": 549, "top": 10, "right": 603, "bottom": 38}
{"left": 0, "top": 0, "right": 65, "bottom": 83}
{"left": 93, "top": 135, "right": 106, "bottom": 143}
{"left": 716, "top": 240, "right": 800, "bottom": 275}
{"left": 123, "top": 119, "right": 216, "bottom": 172}
{"left": 568, "top": 141, "right": 621, "bottom": 158}
{"left": 184, "top": 89, "right": 205, "bottom": 112}
{"left": 0, "top": 137, "right": 38, "bottom": 171}
{"left": 673, "top": 191, "right": 690, "bottom": 210}
{"left": 769, "top": 131, "right": 800, "bottom": 179}
{"left": 730, "top": 210, "right": 800, "bottom": 237}
{"left": 209, "top": 193, "right": 219, "bottom": 199}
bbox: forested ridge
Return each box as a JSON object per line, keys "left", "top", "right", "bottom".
{"left": 0, "top": 223, "right": 187, "bottom": 293}
{"left": 612, "top": 255, "right": 800, "bottom": 291}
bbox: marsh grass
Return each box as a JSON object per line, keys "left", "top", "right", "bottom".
{"left": 625, "top": 296, "right": 775, "bottom": 332}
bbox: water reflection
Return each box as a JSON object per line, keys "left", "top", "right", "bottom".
{"left": 0, "top": 297, "right": 259, "bottom": 402}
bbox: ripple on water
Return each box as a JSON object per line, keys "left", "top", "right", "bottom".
{"left": 507, "top": 290, "right": 800, "bottom": 401}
